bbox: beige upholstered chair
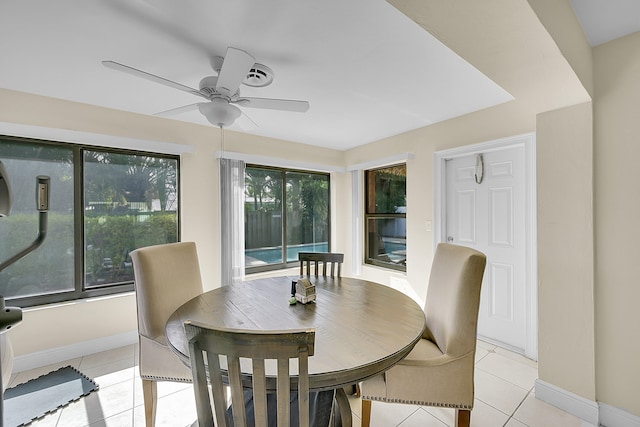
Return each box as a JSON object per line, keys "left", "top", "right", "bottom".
{"left": 185, "top": 321, "right": 328, "bottom": 427}
{"left": 299, "top": 252, "right": 344, "bottom": 278}
{"left": 360, "top": 243, "right": 487, "bottom": 427}
{"left": 130, "top": 242, "right": 204, "bottom": 427}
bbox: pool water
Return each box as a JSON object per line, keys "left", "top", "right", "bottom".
{"left": 246, "top": 239, "right": 407, "bottom": 266}
{"left": 246, "top": 242, "right": 329, "bottom": 264}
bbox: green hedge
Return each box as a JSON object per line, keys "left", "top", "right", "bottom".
{"left": 85, "top": 213, "right": 177, "bottom": 273}
{"left": 0, "top": 212, "right": 177, "bottom": 296}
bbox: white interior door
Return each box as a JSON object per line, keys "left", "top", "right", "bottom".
{"left": 445, "top": 145, "right": 527, "bottom": 352}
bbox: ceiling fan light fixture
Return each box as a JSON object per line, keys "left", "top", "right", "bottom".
{"left": 198, "top": 99, "right": 242, "bottom": 127}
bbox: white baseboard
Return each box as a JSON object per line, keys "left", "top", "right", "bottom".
{"left": 600, "top": 403, "right": 640, "bottom": 427}
{"left": 535, "top": 379, "right": 599, "bottom": 425}
{"left": 12, "top": 330, "right": 138, "bottom": 373}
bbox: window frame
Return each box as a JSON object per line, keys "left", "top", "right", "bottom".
{"left": 244, "top": 164, "right": 331, "bottom": 274}
{"left": 363, "top": 163, "right": 407, "bottom": 272}
{"left": 0, "top": 135, "right": 181, "bottom": 308}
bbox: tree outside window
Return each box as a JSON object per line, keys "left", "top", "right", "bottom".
{"left": 365, "top": 164, "right": 406, "bottom": 271}
{"left": 83, "top": 150, "right": 178, "bottom": 288}
{"left": 245, "top": 166, "right": 330, "bottom": 272}
{"left": 0, "top": 137, "right": 179, "bottom": 307}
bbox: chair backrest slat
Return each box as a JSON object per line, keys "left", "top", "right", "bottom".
{"left": 228, "top": 355, "right": 248, "bottom": 427}
{"left": 277, "top": 358, "right": 291, "bottom": 427}
{"left": 189, "top": 338, "right": 216, "bottom": 426}
{"left": 297, "top": 349, "right": 310, "bottom": 425}
{"left": 298, "top": 252, "right": 344, "bottom": 278}
{"left": 185, "top": 321, "right": 315, "bottom": 427}
{"left": 252, "top": 359, "right": 268, "bottom": 427}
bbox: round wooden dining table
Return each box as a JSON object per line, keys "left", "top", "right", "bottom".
{"left": 165, "top": 275, "right": 426, "bottom": 423}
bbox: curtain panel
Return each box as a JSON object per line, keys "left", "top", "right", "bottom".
{"left": 220, "top": 158, "right": 245, "bottom": 286}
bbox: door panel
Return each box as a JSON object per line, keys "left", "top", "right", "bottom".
{"left": 445, "top": 146, "right": 526, "bottom": 351}
{"left": 490, "top": 187, "right": 513, "bottom": 246}
{"left": 489, "top": 262, "right": 514, "bottom": 321}
{"left": 456, "top": 190, "right": 476, "bottom": 244}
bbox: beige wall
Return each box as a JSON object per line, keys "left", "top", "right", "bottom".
{"left": 3, "top": 0, "right": 640, "bottom": 420}
{"left": 536, "top": 103, "right": 595, "bottom": 400}
{"left": 593, "top": 32, "right": 640, "bottom": 416}
{"left": 0, "top": 88, "right": 347, "bottom": 357}
{"left": 11, "top": 293, "right": 137, "bottom": 355}
{"left": 345, "top": 101, "right": 535, "bottom": 302}
{"left": 1, "top": 88, "right": 535, "bottom": 360}
{"left": 0, "top": 89, "right": 209, "bottom": 355}
{"left": 526, "top": 0, "right": 593, "bottom": 96}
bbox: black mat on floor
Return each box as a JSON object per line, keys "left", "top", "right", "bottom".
{"left": 4, "top": 365, "right": 99, "bottom": 426}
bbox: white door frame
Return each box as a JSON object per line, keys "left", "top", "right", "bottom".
{"left": 434, "top": 132, "right": 538, "bottom": 360}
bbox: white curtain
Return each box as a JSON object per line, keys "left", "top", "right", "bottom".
{"left": 351, "top": 170, "right": 363, "bottom": 276}
{"left": 220, "top": 158, "right": 245, "bottom": 286}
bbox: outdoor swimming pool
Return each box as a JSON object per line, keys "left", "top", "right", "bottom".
{"left": 245, "top": 239, "right": 407, "bottom": 266}
{"left": 246, "top": 242, "right": 329, "bottom": 265}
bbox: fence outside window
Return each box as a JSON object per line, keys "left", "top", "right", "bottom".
{"left": 245, "top": 165, "right": 330, "bottom": 273}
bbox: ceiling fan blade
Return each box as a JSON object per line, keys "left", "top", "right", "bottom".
{"left": 236, "top": 97, "right": 310, "bottom": 112}
{"left": 154, "top": 102, "right": 202, "bottom": 117}
{"left": 215, "top": 47, "right": 255, "bottom": 97}
{"left": 102, "top": 60, "right": 205, "bottom": 98}
{"left": 235, "top": 110, "right": 258, "bottom": 131}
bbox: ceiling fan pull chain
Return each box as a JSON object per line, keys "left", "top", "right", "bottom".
{"left": 220, "top": 125, "right": 225, "bottom": 157}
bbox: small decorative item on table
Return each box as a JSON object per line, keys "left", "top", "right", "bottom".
{"left": 289, "top": 281, "right": 298, "bottom": 304}
{"left": 295, "top": 278, "right": 316, "bottom": 304}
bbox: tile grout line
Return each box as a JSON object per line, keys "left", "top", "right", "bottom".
{"left": 395, "top": 406, "right": 425, "bottom": 427}
{"left": 503, "top": 386, "right": 535, "bottom": 427}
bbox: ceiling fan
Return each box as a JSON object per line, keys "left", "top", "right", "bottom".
{"left": 102, "top": 47, "right": 310, "bottom": 128}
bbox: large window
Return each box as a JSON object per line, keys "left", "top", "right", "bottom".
{"left": 365, "top": 163, "right": 406, "bottom": 271}
{"left": 245, "top": 166, "right": 330, "bottom": 272}
{"left": 0, "top": 136, "right": 179, "bottom": 307}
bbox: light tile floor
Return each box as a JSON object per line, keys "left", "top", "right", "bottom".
{"left": 6, "top": 340, "right": 596, "bottom": 427}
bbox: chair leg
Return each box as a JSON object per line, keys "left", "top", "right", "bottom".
{"left": 361, "top": 399, "right": 372, "bottom": 427}
{"left": 344, "top": 383, "right": 360, "bottom": 396}
{"left": 455, "top": 409, "right": 471, "bottom": 427}
{"left": 333, "top": 387, "right": 353, "bottom": 427}
{"left": 142, "top": 379, "right": 158, "bottom": 427}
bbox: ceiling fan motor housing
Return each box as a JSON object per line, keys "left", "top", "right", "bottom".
{"left": 199, "top": 76, "right": 239, "bottom": 98}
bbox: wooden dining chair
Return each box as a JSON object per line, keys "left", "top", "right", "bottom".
{"left": 298, "top": 251, "right": 360, "bottom": 400}
{"left": 360, "top": 243, "right": 486, "bottom": 427}
{"left": 299, "top": 252, "right": 344, "bottom": 278}
{"left": 185, "top": 321, "right": 332, "bottom": 427}
{"left": 130, "top": 242, "right": 204, "bottom": 427}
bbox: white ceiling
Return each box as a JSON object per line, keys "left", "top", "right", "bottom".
{"left": 1, "top": 1, "right": 638, "bottom": 151}
{"left": 0, "top": 0, "right": 513, "bottom": 151}
{"left": 570, "top": 0, "right": 640, "bottom": 46}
